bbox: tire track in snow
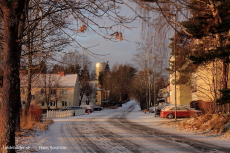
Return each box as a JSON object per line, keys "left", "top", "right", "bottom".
{"left": 121, "top": 118, "right": 230, "bottom": 153}
{"left": 70, "top": 115, "right": 150, "bottom": 153}
{"left": 117, "top": 103, "right": 230, "bottom": 153}
{"left": 107, "top": 103, "right": 201, "bottom": 153}
{"left": 81, "top": 103, "right": 158, "bottom": 153}
{"left": 62, "top": 103, "right": 154, "bottom": 153}
{"left": 60, "top": 123, "right": 79, "bottom": 152}
{"left": 67, "top": 121, "right": 107, "bottom": 153}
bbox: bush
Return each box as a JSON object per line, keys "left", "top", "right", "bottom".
{"left": 20, "top": 108, "right": 43, "bottom": 130}
{"left": 177, "top": 114, "right": 230, "bottom": 135}
{"left": 29, "top": 108, "right": 43, "bottom": 122}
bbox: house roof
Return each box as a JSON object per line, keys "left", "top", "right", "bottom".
{"left": 20, "top": 74, "right": 78, "bottom": 88}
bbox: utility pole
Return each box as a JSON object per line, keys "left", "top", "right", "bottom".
{"left": 174, "top": 11, "right": 177, "bottom": 121}
{"left": 146, "top": 50, "right": 151, "bottom": 110}
{"left": 152, "top": 56, "right": 157, "bottom": 117}
{"left": 148, "top": 55, "right": 151, "bottom": 111}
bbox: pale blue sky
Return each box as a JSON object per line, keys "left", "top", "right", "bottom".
{"left": 75, "top": 2, "right": 143, "bottom": 69}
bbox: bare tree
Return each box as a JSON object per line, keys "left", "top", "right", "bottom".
{"left": 79, "top": 81, "right": 94, "bottom": 106}
{"left": 61, "top": 51, "right": 92, "bottom": 72}
{"left": 129, "top": 70, "right": 148, "bottom": 109}
{"left": 34, "top": 73, "right": 64, "bottom": 110}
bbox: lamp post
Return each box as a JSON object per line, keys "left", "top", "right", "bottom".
{"left": 146, "top": 50, "right": 151, "bottom": 111}
{"left": 171, "top": 10, "right": 178, "bottom": 121}
{"left": 174, "top": 45, "right": 177, "bottom": 121}
{"left": 152, "top": 56, "right": 157, "bottom": 117}
{"left": 148, "top": 56, "right": 151, "bottom": 111}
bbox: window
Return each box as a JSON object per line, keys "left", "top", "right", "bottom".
{"left": 40, "top": 89, "right": 45, "bottom": 94}
{"left": 62, "top": 101, "right": 67, "bottom": 106}
{"left": 50, "top": 101, "right": 55, "bottom": 106}
{"left": 61, "top": 89, "right": 67, "bottom": 95}
{"left": 50, "top": 89, "right": 56, "bottom": 95}
{"left": 179, "top": 107, "right": 188, "bottom": 111}
{"left": 41, "top": 101, "right": 45, "bottom": 106}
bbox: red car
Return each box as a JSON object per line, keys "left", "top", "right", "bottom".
{"left": 160, "top": 106, "right": 202, "bottom": 119}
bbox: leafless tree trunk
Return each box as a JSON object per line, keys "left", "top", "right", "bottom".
{"left": 0, "top": 1, "right": 26, "bottom": 152}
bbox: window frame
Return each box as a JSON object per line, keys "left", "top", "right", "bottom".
{"left": 50, "top": 101, "right": 55, "bottom": 106}
{"left": 50, "top": 89, "right": 56, "bottom": 95}
{"left": 61, "top": 89, "right": 67, "bottom": 95}
{"left": 62, "top": 101, "right": 67, "bottom": 106}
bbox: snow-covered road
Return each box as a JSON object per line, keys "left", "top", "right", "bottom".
{"left": 20, "top": 100, "right": 230, "bottom": 153}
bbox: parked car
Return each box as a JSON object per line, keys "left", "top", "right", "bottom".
{"left": 155, "top": 104, "right": 171, "bottom": 116}
{"left": 60, "top": 106, "right": 82, "bottom": 111}
{"left": 59, "top": 106, "right": 84, "bottom": 116}
{"left": 148, "top": 106, "right": 156, "bottom": 113}
{"left": 93, "top": 106, "right": 103, "bottom": 111}
{"left": 160, "top": 105, "right": 203, "bottom": 119}
{"left": 80, "top": 105, "right": 94, "bottom": 113}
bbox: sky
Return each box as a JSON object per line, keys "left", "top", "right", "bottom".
{"left": 75, "top": 2, "right": 143, "bottom": 70}
{"left": 55, "top": 1, "right": 171, "bottom": 73}
{"left": 49, "top": 1, "right": 172, "bottom": 74}
{"left": 83, "top": 24, "right": 141, "bottom": 69}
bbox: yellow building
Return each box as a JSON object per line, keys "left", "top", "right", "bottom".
{"left": 169, "top": 73, "right": 192, "bottom": 105}
{"left": 191, "top": 61, "right": 225, "bottom": 102}
{"left": 169, "top": 56, "right": 229, "bottom": 106}
{"left": 20, "top": 71, "right": 80, "bottom": 110}
{"left": 169, "top": 56, "right": 192, "bottom": 106}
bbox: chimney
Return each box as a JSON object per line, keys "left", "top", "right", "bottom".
{"left": 59, "top": 70, "right": 65, "bottom": 76}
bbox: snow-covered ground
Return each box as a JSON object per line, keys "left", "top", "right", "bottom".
{"left": 126, "top": 101, "right": 230, "bottom": 147}
{"left": 16, "top": 100, "right": 230, "bottom": 153}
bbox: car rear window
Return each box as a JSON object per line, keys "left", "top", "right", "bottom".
{"left": 169, "top": 107, "right": 188, "bottom": 110}
{"left": 162, "top": 106, "right": 170, "bottom": 110}
{"left": 178, "top": 107, "right": 187, "bottom": 110}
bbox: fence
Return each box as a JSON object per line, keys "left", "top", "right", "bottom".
{"left": 46, "top": 109, "right": 85, "bottom": 118}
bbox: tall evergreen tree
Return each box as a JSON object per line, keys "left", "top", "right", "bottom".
{"left": 181, "top": 0, "right": 230, "bottom": 104}
{"left": 79, "top": 65, "right": 90, "bottom": 81}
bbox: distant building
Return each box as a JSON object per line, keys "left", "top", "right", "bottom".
{"left": 96, "top": 86, "right": 110, "bottom": 107}
{"left": 20, "top": 71, "right": 80, "bottom": 110}
{"left": 158, "top": 84, "right": 170, "bottom": 104}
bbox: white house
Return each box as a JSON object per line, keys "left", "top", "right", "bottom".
{"left": 20, "top": 71, "right": 80, "bottom": 110}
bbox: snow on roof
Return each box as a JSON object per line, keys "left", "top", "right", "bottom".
{"left": 21, "top": 74, "right": 78, "bottom": 88}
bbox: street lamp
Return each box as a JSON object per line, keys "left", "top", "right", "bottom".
{"left": 151, "top": 56, "right": 157, "bottom": 117}
{"left": 146, "top": 50, "right": 152, "bottom": 111}
{"left": 148, "top": 56, "right": 151, "bottom": 111}
{"left": 174, "top": 12, "right": 178, "bottom": 121}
